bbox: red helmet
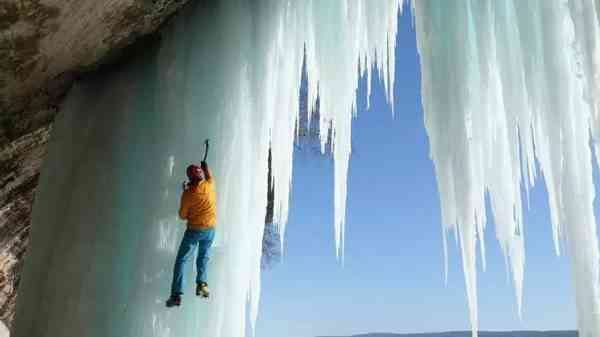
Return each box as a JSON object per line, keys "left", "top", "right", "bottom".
{"left": 186, "top": 164, "right": 203, "bottom": 181}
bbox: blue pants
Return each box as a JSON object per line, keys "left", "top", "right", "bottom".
{"left": 170, "top": 228, "right": 215, "bottom": 296}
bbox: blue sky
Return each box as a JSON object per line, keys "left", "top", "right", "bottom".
{"left": 255, "top": 7, "right": 576, "bottom": 337}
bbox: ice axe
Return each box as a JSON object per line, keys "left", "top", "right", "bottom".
{"left": 182, "top": 139, "right": 211, "bottom": 191}
{"left": 202, "top": 139, "right": 210, "bottom": 162}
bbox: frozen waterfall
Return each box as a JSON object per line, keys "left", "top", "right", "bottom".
{"left": 12, "top": 1, "right": 600, "bottom": 337}
{"left": 12, "top": 1, "right": 401, "bottom": 337}
{"left": 414, "top": 1, "right": 600, "bottom": 337}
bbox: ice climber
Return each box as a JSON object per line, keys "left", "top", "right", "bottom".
{"left": 167, "top": 140, "right": 217, "bottom": 307}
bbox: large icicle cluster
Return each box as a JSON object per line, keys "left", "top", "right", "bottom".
{"left": 413, "top": 1, "right": 600, "bottom": 336}
{"left": 242, "top": 0, "right": 403, "bottom": 326}
{"left": 17, "top": 1, "right": 600, "bottom": 337}
{"left": 12, "top": 1, "right": 402, "bottom": 337}
{"left": 276, "top": 0, "right": 403, "bottom": 260}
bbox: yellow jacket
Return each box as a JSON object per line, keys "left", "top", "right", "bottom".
{"left": 179, "top": 177, "right": 217, "bottom": 229}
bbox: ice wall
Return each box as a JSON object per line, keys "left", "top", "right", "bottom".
{"left": 12, "top": 1, "right": 401, "bottom": 337}
{"left": 413, "top": 1, "right": 600, "bottom": 337}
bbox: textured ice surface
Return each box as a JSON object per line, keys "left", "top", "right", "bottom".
{"left": 414, "top": 1, "right": 600, "bottom": 336}
{"left": 0, "top": 321, "right": 8, "bottom": 337}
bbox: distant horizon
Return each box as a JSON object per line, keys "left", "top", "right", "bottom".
{"left": 317, "top": 330, "right": 577, "bottom": 337}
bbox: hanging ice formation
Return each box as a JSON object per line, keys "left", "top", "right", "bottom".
{"left": 12, "top": 1, "right": 401, "bottom": 337}
{"left": 414, "top": 1, "right": 600, "bottom": 337}
{"left": 13, "top": 1, "right": 600, "bottom": 337}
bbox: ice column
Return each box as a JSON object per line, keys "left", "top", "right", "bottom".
{"left": 413, "top": 1, "right": 600, "bottom": 336}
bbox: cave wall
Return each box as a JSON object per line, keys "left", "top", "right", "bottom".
{"left": 0, "top": 0, "right": 191, "bottom": 328}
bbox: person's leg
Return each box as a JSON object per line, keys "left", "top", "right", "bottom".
{"left": 171, "top": 229, "right": 200, "bottom": 296}
{"left": 195, "top": 228, "right": 216, "bottom": 285}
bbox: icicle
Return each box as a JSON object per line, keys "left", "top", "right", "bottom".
{"left": 414, "top": 1, "right": 600, "bottom": 336}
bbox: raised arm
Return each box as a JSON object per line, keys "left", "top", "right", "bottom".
{"left": 200, "top": 139, "right": 213, "bottom": 181}
{"left": 201, "top": 161, "right": 212, "bottom": 181}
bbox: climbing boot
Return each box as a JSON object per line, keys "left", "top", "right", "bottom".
{"left": 166, "top": 294, "right": 182, "bottom": 307}
{"left": 196, "top": 282, "right": 210, "bottom": 298}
